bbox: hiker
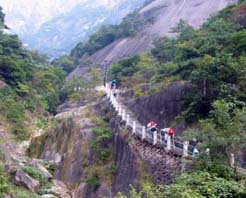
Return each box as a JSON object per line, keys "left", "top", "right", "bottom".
{"left": 111, "top": 80, "right": 117, "bottom": 90}
{"left": 113, "top": 88, "right": 118, "bottom": 97}
{"left": 161, "top": 128, "right": 168, "bottom": 144}
{"left": 162, "top": 128, "right": 174, "bottom": 144}
{"left": 193, "top": 147, "right": 199, "bottom": 156}
{"left": 147, "top": 121, "right": 158, "bottom": 139}
{"left": 147, "top": 121, "right": 157, "bottom": 131}
{"left": 189, "top": 138, "right": 197, "bottom": 154}
{"left": 167, "top": 127, "right": 175, "bottom": 144}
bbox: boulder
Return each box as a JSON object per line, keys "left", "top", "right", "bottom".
{"left": 42, "top": 180, "right": 71, "bottom": 198}
{"left": 28, "top": 160, "right": 53, "bottom": 179}
{"left": 54, "top": 153, "right": 62, "bottom": 164}
{"left": 41, "top": 195, "right": 58, "bottom": 198}
{"left": 0, "top": 80, "right": 6, "bottom": 89}
{"left": 14, "top": 169, "right": 40, "bottom": 193}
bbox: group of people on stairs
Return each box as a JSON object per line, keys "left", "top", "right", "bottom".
{"left": 147, "top": 121, "right": 199, "bottom": 156}
{"left": 147, "top": 121, "right": 174, "bottom": 143}
{"left": 109, "top": 80, "right": 199, "bottom": 157}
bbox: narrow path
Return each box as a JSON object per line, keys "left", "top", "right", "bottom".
{"left": 105, "top": 84, "right": 195, "bottom": 157}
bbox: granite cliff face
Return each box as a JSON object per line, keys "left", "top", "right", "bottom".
{"left": 70, "top": 0, "right": 237, "bottom": 78}
{"left": 29, "top": 91, "right": 183, "bottom": 197}
{"left": 122, "top": 82, "right": 191, "bottom": 135}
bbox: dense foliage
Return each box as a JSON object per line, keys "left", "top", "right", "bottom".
{"left": 70, "top": 12, "right": 147, "bottom": 63}
{"left": 118, "top": 170, "right": 246, "bottom": 198}
{"left": 109, "top": 1, "right": 246, "bottom": 166}
{"left": 110, "top": 2, "right": 246, "bottom": 122}
{"left": 51, "top": 55, "right": 75, "bottom": 74}
{"left": 0, "top": 8, "right": 66, "bottom": 140}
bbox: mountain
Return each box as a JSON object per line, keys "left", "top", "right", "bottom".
{"left": 70, "top": 0, "right": 238, "bottom": 78}
{"left": 0, "top": 0, "right": 147, "bottom": 57}
{"left": 0, "top": 0, "right": 86, "bottom": 35}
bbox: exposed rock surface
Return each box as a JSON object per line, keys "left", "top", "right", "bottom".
{"left": 14, "top": 169, "right": 40, "bottom": 193}
{"left": 133, "top": 137, "right": 181, "bottom": 184}
{"left": 29, "top": 94, "right": 185, "bottom": 197}
{"left": 42, "top": 180, "right": 72, "bottom": 198}
{"left": 111, "top": 132, "right": 141, "bottom": 195}
{"left": 123, "top": 82, "right": 191, "bottom": 135}
{"left": 28, "top": 159, "right": 53, "bottom": 179}
{"left": 70, "top": 0, "right": 237, "bottom": 78}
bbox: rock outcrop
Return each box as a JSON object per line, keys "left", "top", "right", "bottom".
{"left": 14, "top": 169, "right": 40, "bottom": 193}
{"left": 122, "top": 82, "right": 191, "bottom": 135}
{"left": 28, "top": 159, "right": 53, "bottom": 179}
{"left": 70, "top": 0, "right": 237, "bottom": 78}
{"left": 133, "top": 137, "right": 181, "bottom": 184}
{"left": 29, "top": 94, "right": 185, "bottom": 197}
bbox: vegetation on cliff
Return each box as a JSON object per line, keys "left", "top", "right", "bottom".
{"left": 0, "top": 6, "right": 70, "bottom": 141}
{"left": 105, "top": 1, "right": 246, "bottom": 196}
{"left": 109, "top": 0, "right": 246, "bottom": 156}
{"left": 70, "top": 11, "right": 149, "bottom": 64}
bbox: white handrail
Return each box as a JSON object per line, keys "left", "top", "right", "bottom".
{"left": 105, "top": 83, "right": 196, "bottom": 157}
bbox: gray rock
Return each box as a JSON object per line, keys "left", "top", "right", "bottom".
{"left": 54, "top": 153, "right": 62, "bottom": 164}
{"left": 69, "top": 0, "right": 237, "bottom": 79}
{"left": 5, "top": 164, "right": 18, "bottom": 175}
{"left": 14, "top": 169, "right": 40, "bottom": 193}
{"left": 28, "top": 160, "right": 53, "bottom": 179}
{"left": 41, "top": 195, "right": 58, "bottom": 198}
{"left": 42, "top": 180, "right": 71, "bottom": 198}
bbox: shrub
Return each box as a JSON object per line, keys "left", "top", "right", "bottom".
{"left": 22, "top": 166, "right": 48, "bottom": 186}
{"left": 85, "top": 176, "right": 100, "bottom": 191}
{"left": 0, "top": 165, "right": 9, "bottom": 195}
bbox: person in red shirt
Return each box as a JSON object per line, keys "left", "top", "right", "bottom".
{"left": 147, "top": 121, "right": 158, "bottom": 139}
{"left": 167, "top": 127, "right": 174, "bottom": 144}
{"left": 147, "top": 121, "right": 157, "bottom": 131}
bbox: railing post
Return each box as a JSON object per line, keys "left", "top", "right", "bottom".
{"left": 132, "top": 121, "right": 136, "bottom": 134}
{"left": 126, "top": 115, "right": 130, "bottom": 126}
{"left": 112, "top": 97, "right": 116, "bottom": 108}
{"left": 105, "top": 83, "right": 109, "bottom": 95}
{"left": 118, "top": 105, "right": 122, "bottom": 116}
{"left": 230, "top": 153, "right": 235, "bottom": 167}
{"left": 142, "top": 126, "right": 146, "bottom": 140}
{"left": 166, "top": 135, "right": 171, "bottom": 151}
{"left": 122, "top": 110, "right": 126, "bottom": 121}
{"left": 110, "top": 92, "right": 113, "bottom": 102}
{"left": 183, "top": 141, "right": 189, "bottom": 157}
{"left": 153, "top": 131, "right": 157, "bottom": 145}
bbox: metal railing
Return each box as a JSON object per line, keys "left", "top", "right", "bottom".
{"left": 105, "top": 83, "right": 196, "bottom": 157}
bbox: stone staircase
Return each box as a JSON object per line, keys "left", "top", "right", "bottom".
{"left": 105, "top": 84, "right": 196, "bottom": 158}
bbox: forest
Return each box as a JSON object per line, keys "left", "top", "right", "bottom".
{"left": 1, "top": 1, "right": 246, "bottom": 197}
{"left": 0, "top": 7, "right": 68, "bottom": 140}
{"left": 109, "top": 1, "right": 246, "bottom": 197}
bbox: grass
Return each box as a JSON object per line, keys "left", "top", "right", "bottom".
{"left": 0, "top": 164, "right": 39, "bottom": 198}
{"left": 22, "top": 166, "right": 49, "bottom": 187}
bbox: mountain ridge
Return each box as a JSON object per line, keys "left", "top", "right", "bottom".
{"left": 0, "top": 0, "right": 147, "bottom": 57}
{"left": 69, "top": 0, "right": 238, "bottom": 79}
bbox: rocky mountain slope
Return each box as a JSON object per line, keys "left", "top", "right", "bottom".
{"left": 70, "top": 0, "right": 237, "bottom": 78}
{"left": 28, "top": 89, "right": 183, "bottom": 197}
{"left": 0, "top": 0, "right": 146, "bottom": 57}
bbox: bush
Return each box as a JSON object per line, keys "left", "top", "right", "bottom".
{"left": 22, "top": 166, "right": 48, "bottom": 186}
{"left": 85, "top": 176, "right": 100, "bottom": 191}
{"left": 0, "top": 165, "right": 9, "bottom": 195}
{"left": 164, "top": 171, "right": 246, "bottom": 198}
